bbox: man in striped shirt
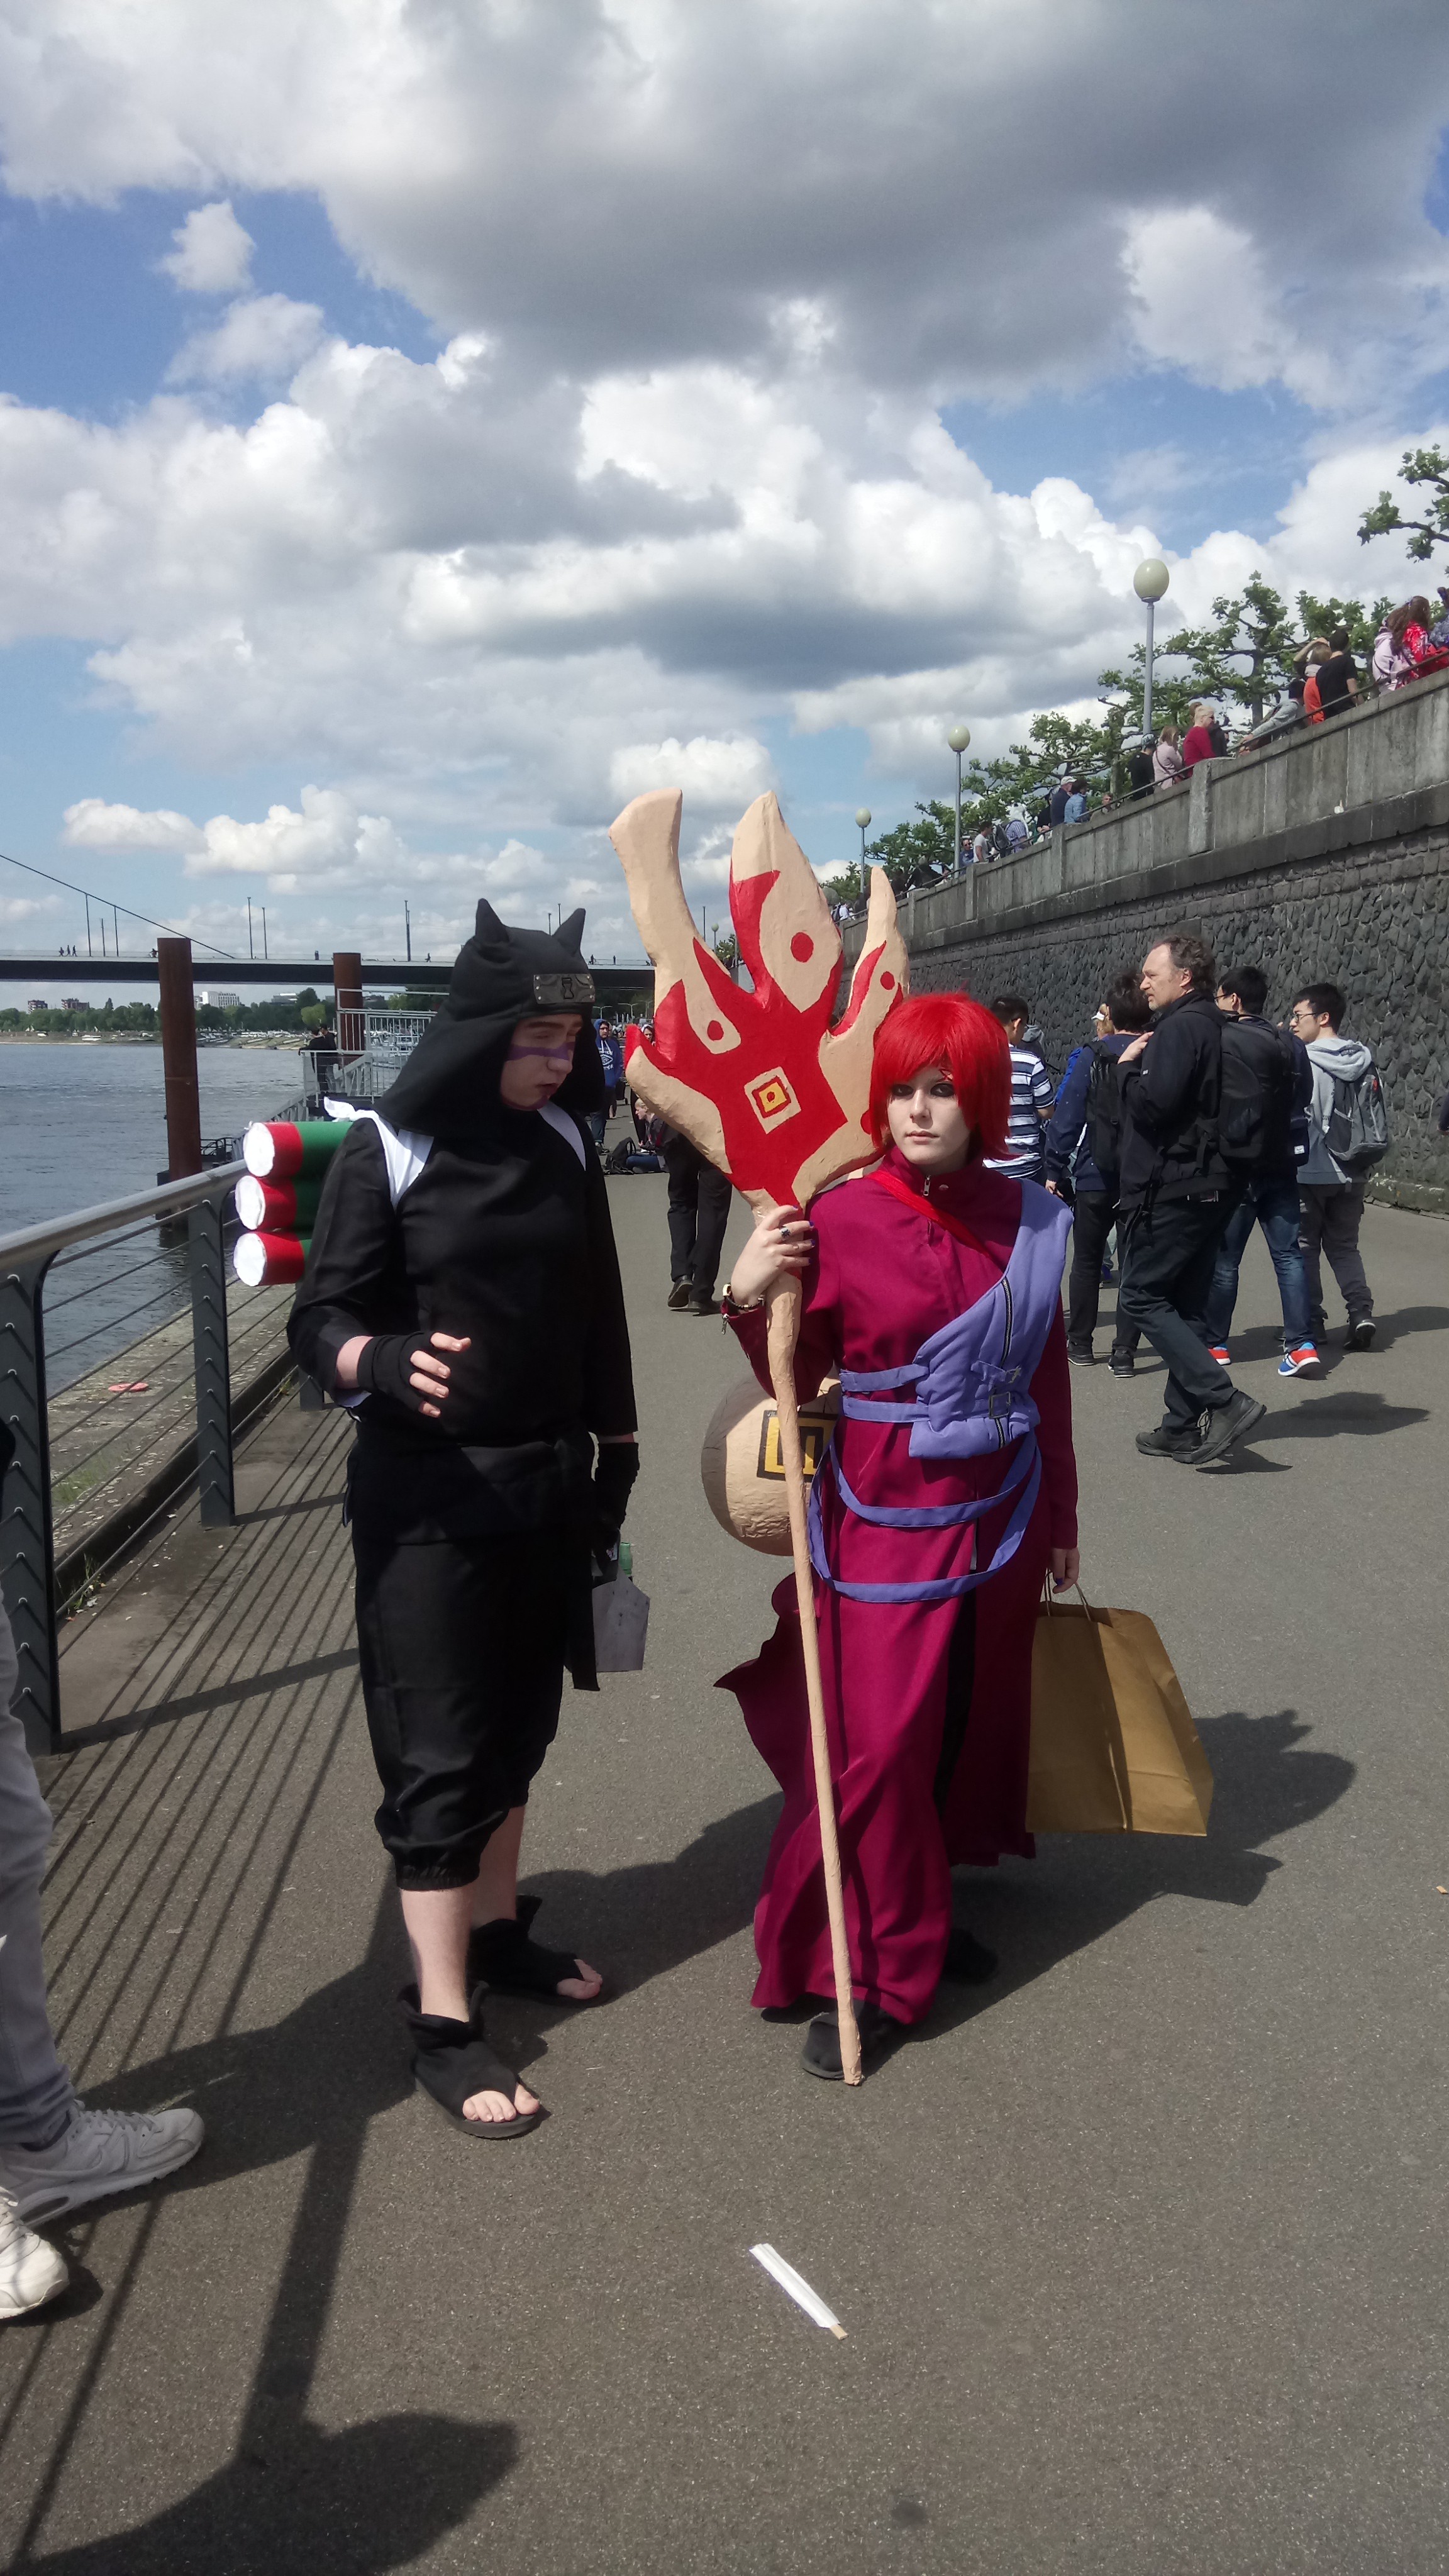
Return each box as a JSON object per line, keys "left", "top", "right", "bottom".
{"left": 985, "top": 994, "right": 1053, "bottom": 1182}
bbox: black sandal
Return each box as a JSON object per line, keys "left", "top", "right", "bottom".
{"left": 940, "top": 1924, "right": 998, "bottom": 1986}
{"left": 801, "top": 1997, "right": 901, "bottom": 2082}
{"left": 467, "top": 1894, "right": 604, "bottom": 2006}
{"left": 400, "top": 1985, "right": 543, "bottom": 2139}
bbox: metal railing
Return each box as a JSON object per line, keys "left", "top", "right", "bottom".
{"left": 1, "top": 1163, "right": 297, "bottom": 1753}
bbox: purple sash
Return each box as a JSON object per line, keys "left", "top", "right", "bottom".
{"left": 808, "top": 1183, "right": 1070, "bottom": 1604}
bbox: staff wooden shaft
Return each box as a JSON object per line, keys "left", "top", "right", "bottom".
{"left": 765, "top": 1269, "right": 862, "bottom": 2086}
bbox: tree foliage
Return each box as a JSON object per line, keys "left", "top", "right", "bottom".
{"left": 1150, "top": 574, "right": 1300, "bottom": 725}
{"left": 1357, "top": 445, "right": 1449, "bottom": 564}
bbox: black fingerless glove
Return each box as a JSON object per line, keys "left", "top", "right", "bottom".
{"left": 354, "top": 1333, "right": 434, "bottom": 1412}
{"left": 592, "top": 1441, "right": 640, "bottom": 1558}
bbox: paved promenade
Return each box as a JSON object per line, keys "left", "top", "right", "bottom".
{"left": 1, "top": 1181, "right": 1445, "bottom": 2575}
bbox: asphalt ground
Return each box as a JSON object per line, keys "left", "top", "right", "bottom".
{"left": 1, "top": 1177, "right": 1446, "bottom": 2575}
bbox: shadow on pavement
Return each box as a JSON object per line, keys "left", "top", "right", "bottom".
{"left": 92, "top": 1796, "right": 781, "bottom": 2172}
{"left": 1359, "top": 1302, "right": 1449, "bottom": 1348}
{"left": 932, "top": 1706, "right": 1353, "bottom": 2040}
{"left": 1252, "top": 1392, "right": 1430, "bottom": 1441}
{"left": 27, "top": 2414, "right": 517, "bottom": 2576}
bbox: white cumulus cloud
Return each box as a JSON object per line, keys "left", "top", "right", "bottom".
{"left": 0, "top": 0, "right": 1443, "bottom": 965}
{"left": 609, "top": 735, "right": 773, "bottom": 810}
{"left": 63, "top": 797, "right": 204, "bottom": 856}
{"left": 170, "top": 293, "right": 326, "bottom": 384}
{"left": 158, "top": 199, "right": 255, "bottom": 295}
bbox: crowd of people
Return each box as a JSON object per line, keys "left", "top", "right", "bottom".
{"left": 826, "top": 589, "right": 1449, "bottom": 918}
{"left": 0, "top": 892, "right": 1403, "bottom": 2307}
{"left": 994, "top": 945, "right": 1387, "bottom": 1464}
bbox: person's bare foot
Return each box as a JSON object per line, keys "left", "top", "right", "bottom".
{"left": 462, "top": 2077, "right": 540, "bottom": 2125}
{"left": 557, "top": 1958, "right": 602, "bottom": 2004}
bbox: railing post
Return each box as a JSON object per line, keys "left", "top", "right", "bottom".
{"left": 189, "top": 1196, "right": 235, "bottom": 1526}
{"left": 0, "top": 1257, "right": 60, "bottom": 1753}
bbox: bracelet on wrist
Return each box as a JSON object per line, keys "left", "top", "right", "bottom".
{"left": 722, "top": 1280, "right": 763, "bottom": 1313}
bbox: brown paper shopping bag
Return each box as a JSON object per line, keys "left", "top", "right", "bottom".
{"left": 1026, "top": 1589, "right": 1213, "bottom": 1837}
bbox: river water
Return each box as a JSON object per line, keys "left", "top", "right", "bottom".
{"left": 2, "top": 1042, "right": 304, "bottom": 1392}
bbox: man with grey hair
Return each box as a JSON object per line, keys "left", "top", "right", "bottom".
{"left": 1114, "top": 933, "right": 1267, "bottom": 1467}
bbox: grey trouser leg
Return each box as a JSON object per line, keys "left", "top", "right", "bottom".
{"left": 0, "top": 1596, "right": 75, "bottom": 2148}
{"left": 1298, "top": 1183, "right": 1372, "bottom": 1327}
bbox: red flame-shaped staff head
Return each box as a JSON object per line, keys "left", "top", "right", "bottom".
{"left": 609, "top": 789, "right": 908, "bottom": 1210}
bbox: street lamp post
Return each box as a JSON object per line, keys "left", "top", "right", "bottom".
{"left": 854, "top": 808, "right": 872, "bottom": 903}
{"left": 947, "top": 724, "right": 971, "bottom": 873}
{"left": 1133, "top": 558, "right": 1170, "bottom": 741}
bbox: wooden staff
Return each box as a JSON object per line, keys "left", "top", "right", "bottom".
{"left": 766, "top": 1263, "right": 862, "bottom": 2086}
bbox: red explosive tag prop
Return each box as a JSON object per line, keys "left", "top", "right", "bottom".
{"left": 608, "top": 789, "right": 908, "bottom": 1206}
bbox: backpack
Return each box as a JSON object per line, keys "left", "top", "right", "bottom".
{"left": 1326, "top": 1060, "right": 1391, "bottom": 1174}
{"left": 1216, "top": 1016, "right": 1299, "bottom": 1173}
{"left": 1085, "top": 1040, "right": 1126, "bottom": 1182}
{"left": 991, "top": 819, "right": 1013, "bottom": 858}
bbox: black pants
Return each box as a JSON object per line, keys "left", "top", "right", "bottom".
{"left": 1117, "top": 1194, "right": 1236, "bottom": 1433}
{"left": 1066, "top": 1189, "right": 1140, "bottom": 1354}
{"left": 353, "top": 1528, "right": 569, "bottom": 1890}
{"left": 663, "top": 1136, "right": 732, "bottom": 1294}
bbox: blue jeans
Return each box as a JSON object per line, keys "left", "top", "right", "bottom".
{"left": 1204, "top": 1174, "right": 1311, "bottom": 1348}
{"left": 0, "top": 1596, "right": 76, "bottom": 2147}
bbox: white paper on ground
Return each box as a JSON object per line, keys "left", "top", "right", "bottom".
{"left": 750, "top": 2243, "right": 847, "bottom": 2337}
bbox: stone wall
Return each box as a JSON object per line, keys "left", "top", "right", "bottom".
{"left": 902, "top": 822, "right": 1449, "bottom": 1204}
{"left": 847, "top": 674, "right": 1449, "bottom": 1209}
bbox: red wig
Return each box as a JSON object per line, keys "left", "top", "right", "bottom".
{"left": 868, "top": 992, "right": 1011, "bottom": 1159}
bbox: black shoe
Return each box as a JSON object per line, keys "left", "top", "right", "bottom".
{"left": 1067, "top": 1343, "right": 1095, "bottom": 1367}
{"left": 1108, "top": 1347, "right": 1136, "bottom": 1378}
{"left": 667, "top": 1280, "right": 691, "bottom": 1310}
{"left": 1185, "top": 1388, "right": 1267, "bottom": 1467}
{"left": 1135, "top": 1423, "right": 1198, "bottom": 1460}
{"left": 1346, "top": 1317, "right": 1376, "bottom": 1350}
{"left": 801, "top": 1998, "right": 901, "bottom": 2081}
{"left": 687, "top": 1289, "right": 718, "bottom": 1316}
{"left": 940, "top": 1924, "right": 998, "bottom": 1985}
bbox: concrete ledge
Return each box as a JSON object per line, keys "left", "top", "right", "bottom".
{"left": 855, "top": 784, "right": 1449, "bottom": 960}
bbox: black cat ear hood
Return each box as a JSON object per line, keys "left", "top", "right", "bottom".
{"left": 375, "top": 900, "right": 606, "bottom": 1135}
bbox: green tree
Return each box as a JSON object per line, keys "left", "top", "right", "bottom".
{"left": 1294, "top": 591, "right": 1393, "bottom": 658}
{"left": 1152, "top": 574, "right": 1300, "bottom": 725}
{"left": 1096, "top": 643, "right": 1197, "bottom": 743}
{"left": 860, "top": 802, "right": 957, "bottom": 895}
{"left": 1357, "top": 444, "right": 1449, "bottom": 564}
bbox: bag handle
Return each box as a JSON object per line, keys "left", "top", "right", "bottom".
{"left": 1040, "top": 1574, "right": 1094, "bottom": 1616}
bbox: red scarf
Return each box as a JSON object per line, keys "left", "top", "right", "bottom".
{"left": 870, "top": 1162, "right": 1004, "bottom": 1266}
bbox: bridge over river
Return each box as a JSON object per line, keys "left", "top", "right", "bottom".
{"left": 1, "top": 1178, "right": 1445, "bottom": 2575}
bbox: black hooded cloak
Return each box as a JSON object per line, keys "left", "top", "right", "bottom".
{"left": 288, "top": 901, "right": 636, "bottom": 1549}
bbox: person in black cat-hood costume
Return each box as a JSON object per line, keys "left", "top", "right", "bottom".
{"left": 289, "top": 902, "right": 638, "bottom": 2140}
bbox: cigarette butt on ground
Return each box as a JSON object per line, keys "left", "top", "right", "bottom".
{"left": 750, "top": 2243, "right": 847, "bottom": 2338}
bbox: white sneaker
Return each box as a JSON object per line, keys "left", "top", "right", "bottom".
{"left": 0, "top": 2184, "right": 67, "bottom": 2318}
{"left": 0, "top": 2102, "right": 204, "bottom": 2225}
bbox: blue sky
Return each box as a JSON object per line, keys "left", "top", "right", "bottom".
{"left": 0, "top": 1, "right": 1445, "bottom": 985}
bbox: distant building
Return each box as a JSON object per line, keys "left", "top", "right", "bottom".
{"left": 60, "top": 997, "right": 85, "bottom": 1011}
{"left": 27, "top": 998, "right": 47, "bottom": 1012}
{"left": 199, "top": 989, "right": 242, "bottom": 1008}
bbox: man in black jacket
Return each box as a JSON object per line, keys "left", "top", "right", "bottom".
{"left": 1116, "top": 933, "right": 1267, "bottom": 1466}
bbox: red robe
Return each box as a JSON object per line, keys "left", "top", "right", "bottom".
{"left": 721, "top": 1150, "right": 1077, "bottom": 2024}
